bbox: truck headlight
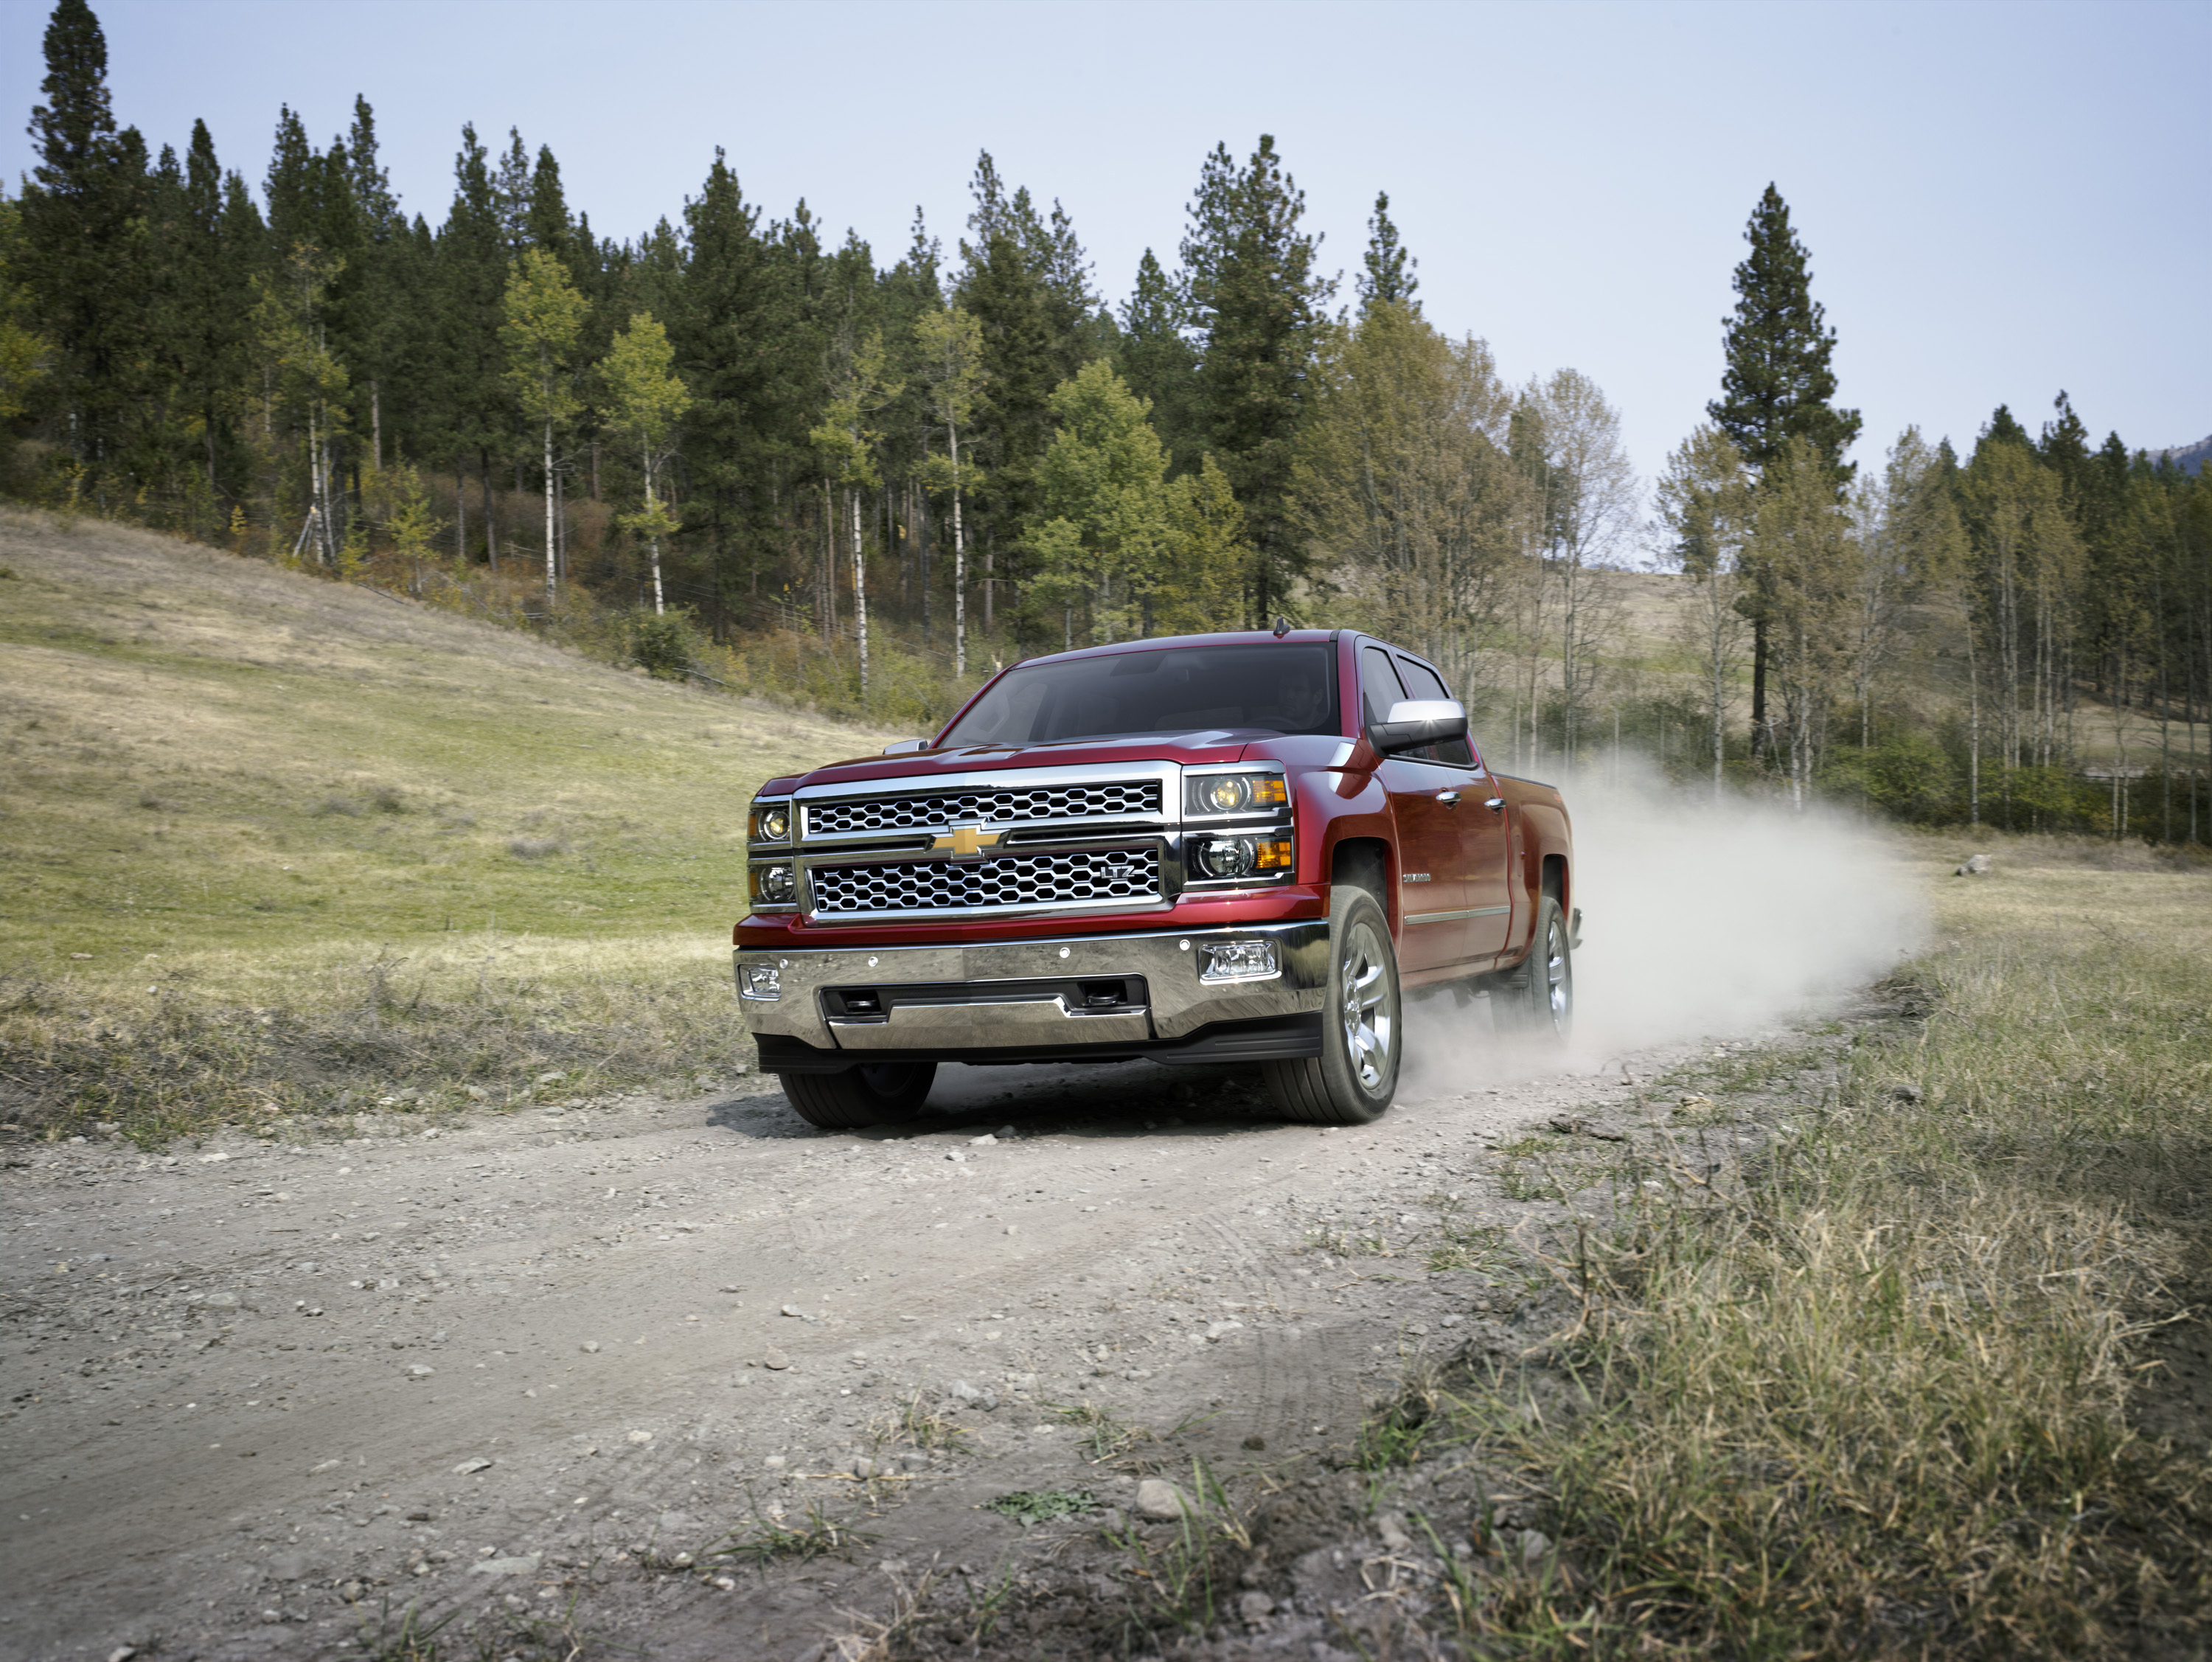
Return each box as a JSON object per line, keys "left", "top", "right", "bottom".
{"left": 1186, "top": 773, "right": 1288, "bottom": 815}
{"left": 1200, "top": 939, "right": 1279, "bottom": 982}
{"left": 1194, "top": 835, "right": 1291, "bottom": 879}
{"left": 737, "top": 962, "right": 782, "bottom": 1000}
{"left": 1197, "top": 836, "right": 1256, "bottom": 878}
{"left": 749, "top": 802, "right": 791, "bottom": 842}
{"left": 750, "top": 863, "right": 796, "bottom": 905}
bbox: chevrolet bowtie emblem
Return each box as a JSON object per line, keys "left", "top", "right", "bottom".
{"left": 934, "top": 824, "right": 1003, "bottom": 858}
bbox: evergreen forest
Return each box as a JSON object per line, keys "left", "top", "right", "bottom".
{"left": 4, "top": 0, "right": 2206, "bottom": 844}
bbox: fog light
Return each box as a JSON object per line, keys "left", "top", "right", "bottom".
{"left": 751, "top": 863, "right": 796, "bottom": 904}
{"left": 1197, "top": 836, "right": 1256, "bottom": 878}
{"left": 1200, "top": 939, "right": 1279, "bottom": 982}
{"left": 737, "top": 962, "right": 782, "bottom": 1001}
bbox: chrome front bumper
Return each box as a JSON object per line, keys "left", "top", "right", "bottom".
{"left": 735, "top": 921, "right": 1330, "bottom": 1051}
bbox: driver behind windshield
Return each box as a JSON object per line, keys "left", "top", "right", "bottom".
{"left": 939, "top": 643, "right": 1338, "bottom": 748}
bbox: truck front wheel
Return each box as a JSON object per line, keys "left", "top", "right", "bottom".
{"left": 777, "top": 1063, "right": 937, "bottom": 1130}
{"left": 1262, "top": 886, "right": 1400, "bottom": 1124}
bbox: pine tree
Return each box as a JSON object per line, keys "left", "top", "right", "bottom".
{"left": 1180, "top": 135, "right": 1332, "bottom": 622}
{"left": 431, "top": 123, "right": 508, "bottom": 560}
{"left": 1357, "top": 191, "right": 1417, "bottom": 313}
{"left": 19, "top": 0, "right": 149, "bottom": 480}
{"left": 1708, "top": 184, "right": 1861, "bottom": 757}
{"left": 667, "top": 150, "right": 815, "bottom": 621}
{"left": 0, "top": 186, "right": 56, "bottom": 428}
{"left": 1114, "top": 248, "right": 1197, "bottom": 472}
{"left": 955, "top": 151, "right": 1106, "bottom": 634}
{"left": 1708, "top": 184, "right": 1860, "bottom": 478}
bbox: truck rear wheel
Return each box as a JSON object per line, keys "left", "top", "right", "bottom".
{"left": 777, "top": 1063, "right": 937, "bottom": 1130}
{"left": 1496, "top": 895, "right": 1573, "bottom": 1043}
{"left": 1262, "top": 886, "right": 1399, "bottom": 1125}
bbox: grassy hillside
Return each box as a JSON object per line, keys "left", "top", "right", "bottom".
{"left": 0, "top": 507, "right": 897, "bottom": 1139}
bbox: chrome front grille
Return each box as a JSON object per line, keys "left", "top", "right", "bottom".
{"left": 810, "top": 846, "right": 1162, "bottom": 916}
{"left": 804, "top": 782, "right": 1161, "bottom": 836}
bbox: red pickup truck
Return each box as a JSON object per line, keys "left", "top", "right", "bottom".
{"left": 734, "top": 630, "right": 1576, "bottom": 1130}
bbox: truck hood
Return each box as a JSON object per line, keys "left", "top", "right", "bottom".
{"left": 776, "top": 731, "right": 1270, "bottom": 793}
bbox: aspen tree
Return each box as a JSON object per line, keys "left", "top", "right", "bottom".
{"left": 914, "top": 304, "right": 986, "bottom": 676}
{"left": 1656, "top": 425, "right": 1753, "bottom": 799}
{"left": 598, "top": 313, "right": 690, "bottom": 616}
{"left": 1515, "top": 369, "right": 1638, "bottom": 765}
{"left": 1292, "top": 301, "right": 1522, "bottom": 693}
{"left": 810, "top": 329, "right": 900, "bottom": 695}
{"left": 501, "top": 247, "right": 588, "bottom": 607}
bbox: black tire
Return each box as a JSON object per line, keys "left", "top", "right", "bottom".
{"left": 1262, "top": 885, "right": 1401, "bottom": 1124}
{"left": 1497, "top": 895, "right": 1573, "bottom": 1043}
{"left": 777, "top": 1063, "right": 937, "bottom": 1130}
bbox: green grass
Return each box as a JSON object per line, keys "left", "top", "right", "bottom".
{"left": 709, "top": 1498, "right": 875, "bottom": 1568}
{"left": 1388, "top": 839, "right": 2212, "bottom": 1659}
{"left": 0, "top": 507, "right": 894, "bottom": 1138}
{"left": 985, "top": 1487, "right": 1102, "bottom": 1525}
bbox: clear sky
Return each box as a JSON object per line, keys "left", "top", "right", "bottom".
{"left": 4, "top": 0, "right": 2206, "bottom": 509}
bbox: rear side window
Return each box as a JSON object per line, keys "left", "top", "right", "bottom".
{"left": 1394, "top": 656, "right": 1475, "bottom": 767}
{"left": 1359, "top": 647, "right": 1408, "bottom": 727}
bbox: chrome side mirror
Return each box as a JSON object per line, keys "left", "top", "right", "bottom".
{"left": 1368, "top": 698, "right": 1467, "bottom": 756}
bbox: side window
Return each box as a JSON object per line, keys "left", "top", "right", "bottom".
{"left": 1359, "top": 647, "right": 1408, "bottom": 728}
{"left": 1394, "top": 656, "right": 1476, "bottom": 768}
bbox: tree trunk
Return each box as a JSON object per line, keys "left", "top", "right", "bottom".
{"left": 950, "top": 421, "right": 967, "bottom": 678}
{"left": 647, "top": 459, "right": 666, "bottom": 616}
{"left": 851, "top": 484, "right": 869, "bottom": 695}
{"left": 1749, "top": 619, "right": 1767, "bottom": 760}
{"left": 543, "top": 420, "right": 557, "bottom": 608}
{"left": 370, "top": 381, "right": 382, "bottom": 473}
{"left": 482, "top": 453, "right": 498, "bottom": 571}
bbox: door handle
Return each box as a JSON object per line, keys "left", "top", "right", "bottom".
{"left": 1436, "top": 790, "right": 1461, "bottom": 809}
{"left": 1484, "top": 797, "right": 1506, "bottom": 813}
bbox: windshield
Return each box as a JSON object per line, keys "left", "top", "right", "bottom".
{"left": 939, "top": 643, "right": 1340, "bottom": 748}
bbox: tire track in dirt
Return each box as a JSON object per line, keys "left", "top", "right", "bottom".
{"left": 4, "top": 1025, "right": 1740, "bottom": 1661}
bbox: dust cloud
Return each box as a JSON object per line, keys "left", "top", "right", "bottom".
{"left": 1402, "top": 762, "right": 1927, "bottom": 1091}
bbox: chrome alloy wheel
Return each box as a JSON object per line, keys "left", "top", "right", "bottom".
{"left": 1338, "top": 917, "right": 1398, "bottom": 1091}
{"left": 1541, "top": 911, "right": 1573, "bottom": 1031}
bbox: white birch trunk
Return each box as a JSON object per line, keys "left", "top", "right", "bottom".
{"left": 646, "top": 458, "right": 666, "bottom": 616}
{"left": 543, "top": 420, "right": 557, "bottom": 608}
{"left": 851, "top": 484, "right": 869, "bottom": 695}
{"left": 950, "top": 420, "right": 967, "bottom": 678}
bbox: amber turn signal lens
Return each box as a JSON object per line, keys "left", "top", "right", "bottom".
{"left": 1251, "top": 778, "right": 1288, "bottom": 807}
{"left": 1256, "top": 838, "right": 1293, "bottom": 870}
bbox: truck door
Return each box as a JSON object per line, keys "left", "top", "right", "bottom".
{"left": 1394, "top": 655, "right": 1514, "bottom": 964}
{"left": 1398, "top": 655, "right": 1522, "bottom": 969}
{"left": 1360, "top": 645, "right": 1467, "bottom": 971}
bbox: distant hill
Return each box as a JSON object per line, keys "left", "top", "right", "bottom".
{"left": 2152, "top": 434, "right": 2210, "bottom": 475}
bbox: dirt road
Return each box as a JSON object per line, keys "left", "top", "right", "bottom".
{"left": 1, "top": 1003, "right": 1801, "bottom": 1662}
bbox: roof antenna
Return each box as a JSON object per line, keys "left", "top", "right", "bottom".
{"left": 1271, "top": 615, "right": 1291, "bottom": 638}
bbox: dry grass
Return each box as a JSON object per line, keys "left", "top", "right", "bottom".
{"left": 0, "top": 507, "right": 895, "bottom": 1140}
{"left": 1409, "top": 836, "right": 2211, "bottom": 1659}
